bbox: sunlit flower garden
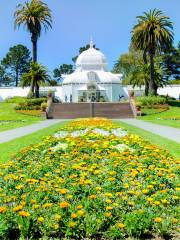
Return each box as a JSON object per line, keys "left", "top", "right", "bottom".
{"left": 0, "top": 118, "right": 179, "bottom": 239}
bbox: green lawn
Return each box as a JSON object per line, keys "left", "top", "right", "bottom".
{"left": 0, "top": 102, "right": 44, "bottom": 132}
{"left": 115, "top": 120, "right": 180, "bottom": 159}
{"left": 0, "top": 121, "right": 67, "bottom": 163}
{"left": 138, "top": 106, "right": 180, "bottom": 128}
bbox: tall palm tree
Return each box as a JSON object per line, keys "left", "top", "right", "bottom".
{"left": 21, "top": 62, "right": 49, "bottom": 98}
{"left": 14, "top": 0, "right": 52, "bottom": 95}
{"left": 131, "top": 9, "right": 173, "bottom": 95}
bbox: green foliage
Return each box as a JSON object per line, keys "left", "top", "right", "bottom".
{"left": 14, "top": 98, "right": 46, "bottom": 110}
{"left": 169, "top": 79, "right": 180, "bottom": 84}
{"left": 21, "top": 62, "right": 49, "bottom": 98}
{"left": 1, "top": 45, "right": 31, "bottom": 86}
{"left": 41, "top": 102, "right": 47, "bottom": 112}
{"left": 131, "top": 9, "right": 174, "bottom": 95}
{"left": 53, "top": 64, "right": 73, "bottom": 83}
{"left": 136, "top": 96, "right": 167, "bottom": 108}
{"left": 0, "top": 65, "right": 12, "bottom": 86}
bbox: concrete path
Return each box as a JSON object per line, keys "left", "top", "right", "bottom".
{"left": 0, "top": 120, "right": 65, "bottom": 144}
{"left": 119, "top": 119, "right": 180, "bottom": 143}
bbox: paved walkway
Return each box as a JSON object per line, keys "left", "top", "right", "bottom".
{"left": 119, "top": 119, "right": 180, "bottom": 143}
{"left": 0, "top": 120, "right": 65, "bottom": 144}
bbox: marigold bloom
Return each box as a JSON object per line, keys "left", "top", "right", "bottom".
{"left": 59, "top": 201, "right": 69, "bottom": 208}
{"left": 71, "top": 213, "right": 77, "bottom": 219}
{"left": 68, "top": 221, "right": 76, "bottom": 228}
{"left": 77, "top": 210, "right": 85, "bottom": 217}
{"left": 37, "top": 217, "right": 44, "bottom": 223}
{"left": 77, "top": 205, "right": 83, "bottom": 209}
{"left": 0, "top": 207, "right": 7, "bottom": 213}
{"left": 19, "top": 211, "right": 30, "bottom": 217}
{"left": 154, "top": 217, "right": 162, "bottom": 223}
{"left": 117, "top": 223, "right": 125, "bottom": 228}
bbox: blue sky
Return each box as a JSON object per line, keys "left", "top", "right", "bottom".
{"left": 0, "top": 0, "right": 180, "bottom": 72}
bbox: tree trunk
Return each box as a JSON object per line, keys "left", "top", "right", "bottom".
{"left": 143, "top": 51, "right": 149, "bottom": 96}
{"left": 15, "top": 68, "right": 19, "bottom": 87}
{"left": 149, "top": 53, "right": 156, "bottom": 95}
{"left": 145, "top": 81, "right": 149, "bottom": 96}
{"left": 30, "top": 34, "right": 38, "bottom": 97}
{"left": 35, "top": 82, "right": 39, "bottom": 98}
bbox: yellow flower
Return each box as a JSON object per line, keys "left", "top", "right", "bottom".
{"left": 0, "top": 207, "right": 7, "bottom": 213}
{"left": 154, "top": 201, "right": 160, "bottom": 206}
{"left": 59, "top": 201, "right": 69, "bottom": 208}
{"left": 37, "top": 217, "right": 44, "bottom": 223}
{"left": 117, "top": 223, "right": 125, "bottom": 229}
{"left": 104, "top": 193, "right": 113, "bottom": 198}
{"left": 172, "top": 218, "right": 178, "bottom": 224}
{"left": 105, "top": 199, "right": 112, "bottom": 204}
{"left": 32, "top": 204, "right": 40, "bottom": 209}
{"left": 161, "top": 199, "right": 168, "bottom": 204}
{"left": 43, "top": 203, "right": 53, "bottom": 208}
{"left": 19, "top": 211, "right": 30, "bottom": 217}
{"left": 68, "top": 221, "right": 76, "bottom": 228}
{"left": 154, "top": 217, "right": 162, "bottom": 223}
{"left": 89, "top": 194, "right": 96, "bottom": 199}
{"left": 128, "top": 201, "right": 135, "bottom": 206}
{"left": 142, "top": 189, "right": 149, "bottom": 194}
{"left": 105, "top": 212, "right": 112, "bottom": 217}
{"left": 77, "top": 205, "right": 83, "bottom": 209}
{"left": 77, "top": 210, "right": 85, "bottom": 217}
{"left": 71, "top": 213, "right": 77, "bottom": 219}
{"left": 106, "top": 206, "right": 113, "bottom": 211}
{"left": 53, "top": 224, "right": 59, "bottom": 230}
{"left": 15, "top": 185, "right": 24, "bottom": 190}
{"left": 147, "top": 197, "right": 153, "bottom": 203}
{"left": 59, "top": 188, "right": 68, "bottom": 194}
{"left": 54, "top": 214, "right": 61, "bottom": 220}
{"left": 13, "top": 205, "right": 23, "bottom": 212}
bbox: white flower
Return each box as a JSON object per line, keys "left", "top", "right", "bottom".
{"left": 92, "top": 128, "right": 110, "bottom": 136}
{"left": 114, "top": 143, "right": 131, "bottom": 152}
{"left": 54, "top": 131, "right": 68, "bottom": 138}
{"left": 71, "top": 128, "right": 89, "bottom": 137}
{"left": 52, "top": 142, "right": 68, "bottom": 152}
{"left": 111, "top": 128, "right": 128, "bottom": 138}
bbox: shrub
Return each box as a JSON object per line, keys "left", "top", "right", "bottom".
{"left": 14, "top": 98, "right": 47, "bottom": 110}
{"left": 41, "top": 102, "right": 47, "bottom": 112}
{"left": 136, "top": 96, "right": 167, "bottom": 108}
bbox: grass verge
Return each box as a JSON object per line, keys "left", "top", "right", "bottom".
{"left": 0, "top": 102, "right": 44, "bottom": 132}
{"left": 0, "top": 121, "right": 67, "bottom": 163}
{"left": 114, "top": 120, "right": 180, "bottom": 159}
{"left": 139, "top": 106, "right": 180, "bottom": 128}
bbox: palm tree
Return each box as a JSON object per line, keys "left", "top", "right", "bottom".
{"left": 14, "top": 0, "right": 52, "bottom": 95}
{"left": 21, "top": 62, "right": 49, "bottom": 98}
{"left": 131, "top": 9, "right": 173, "bottom": 95}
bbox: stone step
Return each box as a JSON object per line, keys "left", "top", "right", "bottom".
{"left": 48, "top": 102, "right": 134, "bottom": 119}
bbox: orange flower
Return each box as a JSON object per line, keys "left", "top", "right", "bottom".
{"left": 71, "top": 213, "right": 77, "bottom": 219}
{"left": 59, "top": 201, "right": 69, "bottom": 208}
{"left": 0, "top": 207, "right": 7, "bottom": 213}
{"left": 154, "top": 217, "right": 162, "bottom": 223}
{"left": 19, "top": 211, "right": 30, "bottom": 217}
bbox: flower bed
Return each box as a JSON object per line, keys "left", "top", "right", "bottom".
{"left": 0, "top": 118, "right": 179, "bottom": 239}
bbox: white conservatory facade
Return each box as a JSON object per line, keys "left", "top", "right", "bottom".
{"left": 62, "top": 41, "right": 127, "bottom": 102}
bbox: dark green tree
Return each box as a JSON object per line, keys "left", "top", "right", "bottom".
{"left": 1, "top": 45, "right": 31, "bottom": 86}
{"left": 131, "top": 9, "right": 174, "bottom": 95}
{"left": 53, "top": 64, "right": 73, "bottom": 83}
{"left": 161, "top": 42, "right": 180, "bottom": 80}
{"left": 0, "top": 65, "right": 12, "bottom": 86}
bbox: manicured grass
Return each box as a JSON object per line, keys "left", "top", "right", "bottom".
{"left": 0, "top": 121, "right": 67, "bottom": 163}
{"left": 114, "top": 120, "right": 180, "bottom": 159}
{"left": 0, "top": 102, "right": 44, "bottom": 132}
{"left": 138, "top": 106, "right": 180, "bottom": 128}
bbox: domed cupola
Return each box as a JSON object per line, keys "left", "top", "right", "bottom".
{"left": 76, "top": 39, "right": 108, "bottom": 71}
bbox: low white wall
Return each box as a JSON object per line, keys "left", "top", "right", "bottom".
{"left": 126, "top": 85, "right": 180, "bottom": 99}
{"left": 0, "top": 86, "right": 63, "bottom": 101}
{"left": 0, "top": 85, "right": 180, "bottom": 101}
